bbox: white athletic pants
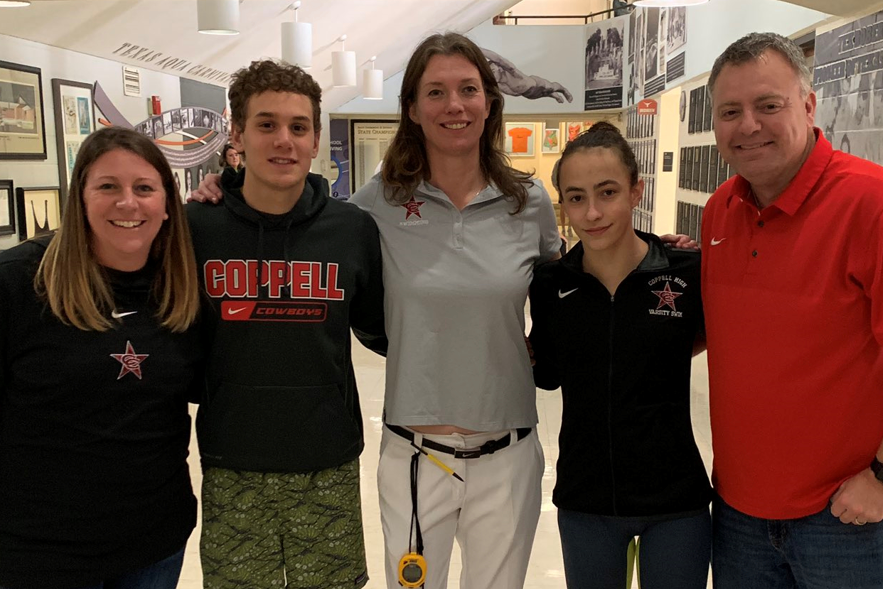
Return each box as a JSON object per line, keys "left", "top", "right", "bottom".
{"left": 377, "top": 425, "right": 543, "bottom": 589}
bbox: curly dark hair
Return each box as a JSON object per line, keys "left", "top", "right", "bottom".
{"left": 553, "top": 121, "right": 639, "bottom": 192}
{"left": 382, "top": 32, "right": 531, "bottom": 213}
{"left": 228, "top": 59, "right": 322, "bottom": 132}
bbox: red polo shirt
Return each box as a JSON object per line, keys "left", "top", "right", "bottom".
{"left": 701, "top": 130, "right": 883, "bottom": 519}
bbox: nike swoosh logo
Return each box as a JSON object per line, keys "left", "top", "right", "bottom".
{"left": 111, "top": 310, "right": 137, "bottom": 319}
{"left": 710, "top": 238, "right": 726, "bottom": 246}
{"left": 558, "top": 288, "right": 578, "bottom": 299}
{"left": 227, "top": 307, "right": 248, "bottom": 315}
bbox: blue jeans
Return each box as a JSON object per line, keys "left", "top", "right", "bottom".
{"left": 0, "top": 547, "right": 186, "bottom": 589}
{"left": 713, "top": 495, "right": 883, "bottom": 589}
{"left": 558, "top": 507, "right": 711, "bottom": 589}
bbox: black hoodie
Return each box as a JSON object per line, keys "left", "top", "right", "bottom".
{"left": 529, "top": 233, "right": 710, "bottom": 518}
{"left": 186, "top": 170, "right": 386, "bottom": 473}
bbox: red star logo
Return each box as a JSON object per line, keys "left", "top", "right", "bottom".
{"left": 651, "top": 282, "right": 684, "bottom": 311}
{"left": 402, "top": 195, "right": 425, "bottom": 220}
{"left": 110, "top": 340, "right": 149, "bottom": 380}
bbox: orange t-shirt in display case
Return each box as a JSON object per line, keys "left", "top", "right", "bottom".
{"left": 508, "top": 127, "right": 533, "bottom": 153}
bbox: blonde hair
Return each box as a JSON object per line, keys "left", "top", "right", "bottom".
{"left": 36, "top": 127, "right": 200, "bottom": 332}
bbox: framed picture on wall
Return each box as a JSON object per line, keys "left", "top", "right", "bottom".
{"left": 0, "top": 179, "right": 15, "bottom": 236}
{"left": 541, "top": 124, "right": 560, "bottom": 154}
{"left": 52, "top": 79, "right": 95, "bottom": 208}
{"left": 566, "top": 121, "right": 583, "bottom": 144}
{"left": 505, "top": 122, "right": 535, "bottom": 157}
{"left": 0, "top": 60, "right": 47, "bottom": 160}
{"left": 16, "top": 186, "right": 61, "bottom": 240}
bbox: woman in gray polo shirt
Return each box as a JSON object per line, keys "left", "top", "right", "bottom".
{"left": 349, "top": 33, "right": 561, "bottom": 589}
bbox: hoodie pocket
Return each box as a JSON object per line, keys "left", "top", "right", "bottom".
{"left": 197, "top": 382, "right": 363, "bottom": 473}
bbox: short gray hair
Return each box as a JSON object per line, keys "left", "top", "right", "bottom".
{"left": 708, "top": 32, "right": 812, "bottom": 97}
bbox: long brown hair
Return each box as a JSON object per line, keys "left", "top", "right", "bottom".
{"left": 36, "top": 126, "right": 200, "bottom": 332}
{"left": 382, "top": 32, "right": 531, "bottom": 212}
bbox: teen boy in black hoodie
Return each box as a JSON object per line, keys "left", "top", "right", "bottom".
{"left": 186, "top": 59, "right": 386, "bottom": 589}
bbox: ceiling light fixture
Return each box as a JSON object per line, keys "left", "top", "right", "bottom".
{"left": 332, "top": 35, "right": 357, "bottom": 87}
{"left": 363, "top": 56, "right": 383, "bottom": 100}
{"left": 633, "top": 0, "right": 709, "bottom": 6}
{"left": 198, "top": 0, "right": 240, "bottom": 35}
{"left": 281, "top": 1, "right": 312, "bottom": 69}
{"left": 0, "top": 0, "right": 31, "bottom": 6}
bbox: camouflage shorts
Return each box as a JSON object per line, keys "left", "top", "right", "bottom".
{"left": 200, "top": 459, "right": 368, "bottom": 589}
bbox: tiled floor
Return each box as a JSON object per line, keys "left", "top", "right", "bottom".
{"left": 178, "top": 329, "right": 714, "bottom": 589}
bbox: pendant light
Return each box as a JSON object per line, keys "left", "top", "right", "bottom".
{"left": 332, "top": 35, "right": 357, "bottom": 87}
{"left": 198, "top": 0, "right": 240, "bottom": 35}
{"left": 281, "top": 2, "right": 312, "bottom": 69}
{"left": 363, "top": 57, "right": 383, "bottom": 100}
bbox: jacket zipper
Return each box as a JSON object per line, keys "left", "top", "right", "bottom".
{"left": 607, "top": 293, "right": 618, "bottom": 516}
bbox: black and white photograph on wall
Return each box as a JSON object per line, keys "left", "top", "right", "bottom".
{"left": 171, "top": 109, "right": 181, "bottom": 132}
{"left": 644, "top": 8, "right": 659, "bottom": 82}
{"left": 584, "top": 16, "right": 626, "bottom": 110}
{"left": 627, "top": 59, "right": 637, "bottom": 106}
{"left": 635, "top": 12, "right": 644, "bottom": 94}
{"left": 691, "top": 146, "right": 700, "bottom": 190}
{"left": 628, "top": 9, "right": 636, "bottom": 61}
{"left": 658, "top": 10, "right": 667, "bottom": 77}
{"left": 813, "top": 9, "right": 883, "bottom": 166}
{"left": 151, "top": 116, "right": 163, "bottom": 140}
{"left": 135, "top": 120, "right": 152, "bottom": 139}
{"left": 666, "top": 7, "right": 687, "bottom": 54}
{"left": 180, "top": 108, "right": 190, "bottom": 129}
{"left": 162, "top": 112, "right": 173, "bottom": 136}
{"left": 480, "top": 48, "right": 574, "bottom": 105}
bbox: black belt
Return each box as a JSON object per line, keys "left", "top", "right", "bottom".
{"left": 386, "top": 424, "right": 532, "bottom": 460}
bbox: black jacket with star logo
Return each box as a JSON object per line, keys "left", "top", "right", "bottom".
{"left": 0, "top": 237, "right": 203, "bottom": 588}
{"left": 529, "top": 232, "right": 711, "bottom": 518}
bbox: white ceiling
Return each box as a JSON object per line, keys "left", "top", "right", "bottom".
{"left": 777, "top": 0, "right": 879, "bottom": 17}
{"left": 0, "top": 0, "right": 519, "bottom": 112}
{"left": 0, "top": 0, "right": 874, "bottom": 114}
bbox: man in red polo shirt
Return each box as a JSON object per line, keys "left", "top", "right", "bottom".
{"left": 702, "top": 32, "right": 883, "bottom": 588}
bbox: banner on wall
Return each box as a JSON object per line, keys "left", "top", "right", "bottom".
{"left": 352, "top": 120, "right": 398, "bottom": 193}
{"left": 633, "top": 6, "right": 686, "bottom": 100}
{"left": 329, "top": 119, "right": 351, "bottom": 201}
{"left": 814, "top": 10, "right": 883, "bottom": 165}
{"left": 584, "top": 15, "right": 626, "bottom": 110}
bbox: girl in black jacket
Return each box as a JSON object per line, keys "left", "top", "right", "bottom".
{"left": 529, "top": 122, "right": 711, "bottom": 589}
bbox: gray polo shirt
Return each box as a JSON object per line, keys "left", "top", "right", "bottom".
{"left": 350, "top": 176, "right": 560, "bottom": 430}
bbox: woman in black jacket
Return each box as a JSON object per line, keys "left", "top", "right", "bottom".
{"left": 529, "top": 122, "right": 711, "bottom": 589}
{"left": 0, "top": 127, "right": 202, "bottom": 589}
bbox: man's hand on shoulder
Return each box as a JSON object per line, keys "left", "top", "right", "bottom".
{"left": 660, "top": 233, "right": 699, "bottom": 250}
{"left": 830, "top": 468, "right": 883, "bottom": 525}
{"left": 187, "top": 173, "right": 224, "bottom": 204}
